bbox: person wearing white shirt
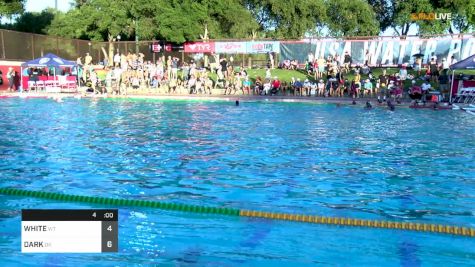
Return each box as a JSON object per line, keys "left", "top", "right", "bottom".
{"left": 317, "top": 79, "right": 325, "bottom": 97}
{"left": 308, "top": 53, "right": 314, "bottom": 64}
{"left": 442, "top": 58, "right": 449, "bottom": 70}
{"left": 421, "top": 82, "right": 431, "bottom": 92}
{"left": 113, "top": 52, "right": 120, "bottom": 67}
{"left": 450, "top": 55, "right": 457, "bottom": 65}
{"left": 421, "top": 81, "right": 431, "bottom": 101}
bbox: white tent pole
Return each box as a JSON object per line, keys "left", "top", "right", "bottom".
{"left": 54, "top": 66, "right": 56, "bottom": 93}
{"left": 20, "top": 66, "right": 23, "bottom": 93}
{"left": 450, "top": 69, "right": 455, "bottom": 103}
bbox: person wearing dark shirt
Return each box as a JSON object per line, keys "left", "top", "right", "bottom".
{"left": 343, "top": 52, "right": 352, "bottom": 73}
{"left": 293, "top": 78, "right": 303, "bottom": 96}
{"left": 438, "top": 70, "right": 449, "bottom": 100}
{"left": 378, "top": 70, "right": 388, "bottom": 102}
{"left": 220, "top": 58, "right": 228, "bottom": 78}
{"left": 429, "top": 57, "right": 439, "bottom": 83}
{"left": 335, "top": 71, "right": 344, "bottom": 97}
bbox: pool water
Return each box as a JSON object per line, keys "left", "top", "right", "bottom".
{"left": 0, "top": 98, "right": 474, "bottom": 266}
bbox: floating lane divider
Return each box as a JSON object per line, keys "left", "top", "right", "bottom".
{"left": 2, "top": 188, "right": 474, "bottom": 238}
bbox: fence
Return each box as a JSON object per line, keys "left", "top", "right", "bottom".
{"left": 0, "top": 29, "right": 269, "bottom": 68}
{"left": 2, "top": 28, "right": 472, "bottom": 68}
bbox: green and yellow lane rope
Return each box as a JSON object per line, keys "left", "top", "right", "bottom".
{"left": 1, "top": 187, "right": 473, "bottom": 237}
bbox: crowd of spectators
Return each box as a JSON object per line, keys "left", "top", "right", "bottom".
{"left": 76, "top": 50, "right": 453, "bottom": 103}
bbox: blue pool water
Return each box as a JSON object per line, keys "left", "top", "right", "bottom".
{"left": 0, "top": 97, "right": 474, "bottom": 266}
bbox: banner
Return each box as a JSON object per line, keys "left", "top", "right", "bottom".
{"left": 245, "top": 41, "right": 280, "bottom": 54}
{"left": 280, "top": 37, "right": 475, "bottom": 66}
{"left": 184, "top": 42, "right": 215, "bottom": 53}
{"left": 215, "top": 42, "right": 247, "bottom": 54}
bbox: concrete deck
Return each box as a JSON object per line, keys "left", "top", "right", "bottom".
{"left": 0, "top": 91, "right": 457, "bottom": 110}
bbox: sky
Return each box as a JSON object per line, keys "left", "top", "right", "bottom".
{"left": 26, "top": 0, "right": 71, "bottom": 13}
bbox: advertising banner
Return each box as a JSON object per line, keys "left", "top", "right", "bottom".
{"left": 245, "top": 41, "right": 280, "bottom": 54}
{"left": 280, "top": 37, "right": 475, "bottom": 66}
{"left": 215, "top": 42, "right": 247, "bottom": 54}
{"left": 184, "top": 42, "right": 215, "bottom": 53}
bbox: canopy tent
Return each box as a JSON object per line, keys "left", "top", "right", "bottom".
{"left": 21, "top": 53, "right": 77, "bottom": 91}
{"left": 449, "top": 54, "right": 475, "bottom": 102}
{"left": 21, "top": 53, "right": 76, "bottom": 67}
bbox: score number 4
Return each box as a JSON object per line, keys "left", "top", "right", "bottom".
{"left": 92, "top": 212, "right": 114, "bottom": 219}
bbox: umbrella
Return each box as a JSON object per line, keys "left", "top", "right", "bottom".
{"left": 412, "top": 53, "right": 424, "bottom": 58}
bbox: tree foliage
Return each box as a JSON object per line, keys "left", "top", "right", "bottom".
{"left": 5, "top": 0, "right": 471, "bottom": 41}
{"left": 0, "top": 0, "right": 24, "bottom": 18}
{"left": 367, "top": 0, "right": 393, "bottom": 32}
{"left": 12, "top": 9, "right": 56, "bottom": 34}
{"left": 326, "top": 0, "right": 379, "bottom": 37}
{"left": 245, "top": 0, "right": 326, "bottom": 39}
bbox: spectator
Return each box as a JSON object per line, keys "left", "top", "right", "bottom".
{"left": 243, "top": 76, "right": 251, "bottom": 95}
{"left": 254, "top": 76, "right": 263, "bottom": 95}
{"left": 7, "top": 67, "right": 15, "bottom": 92}
{"left": 171, "top": 57, "right": 179, "bottom": 80}
{"left": 442, "top": 58, "right": 449, "bottom": 70}
{"left": 363, "top": 79, "right": 373, "bottom": 97}
{"left": 293, "top": 78, "right": 303, "bottom": 96}
{"left": 113, "top": 52, "right": 120, "bottom": 67}
{"left": 399, "top": 65, "right": 408, "bottom": 80}
{"left": 421, "top": 81, "right": 431, "bottom": 100}
{"left": 316, "top": 56, "right": 325, "bottom": 79}
{"left": 414, "top": 56, "right": 422, "bottom": 76}
{"left": 343, "top": 51, "right": 352, "bottom": 73}
{"left": 409, "top": 80, "right": 422, "bottom": 103}
{"left": 378, "top": 69, "right": 388, "bottom": 102}
{"left": 317, "top": 79, "right": 325, "bottom": 97}
{"left": 450, "top": 55, "right": 457, "bottom": 65}
{"left": 263, "top": 79, "right": 271, "bottom": 95}
{"left": 85, "top": 53, "right": 92, "bottom": 66}
{"left": 271, "top": 76, "right": 281, "bottom": 95}
{"left": 429, "top": 57, "right": 439, "bottom": 83}
{"left": 438, "top": 69, "right": 449, "bottom": 100}
{"left": 303, "top": 79, "right": 312, "bottom": 96}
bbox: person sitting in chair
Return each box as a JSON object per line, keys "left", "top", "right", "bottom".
{"left": 293, "top": 78, "right": 303, "bottom": 96}
{"left": 271, "top": 77, "right": 281, "bottom": 95}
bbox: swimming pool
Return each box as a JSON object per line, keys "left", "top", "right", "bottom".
{"left": 0, "top": 97, "right": 474, "bottom": 266}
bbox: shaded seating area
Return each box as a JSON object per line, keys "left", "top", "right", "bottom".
{"left": 449, "top": 54, "right": 475, "bottom": 104}
{"left": 21, "top": 53, "right": 77, "bottom": 93}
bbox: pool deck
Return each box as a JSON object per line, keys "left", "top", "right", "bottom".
{"left": 0, "top": 91, "right": 460, "bottom": 109}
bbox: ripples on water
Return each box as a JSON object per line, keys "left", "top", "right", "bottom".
{"left": 0, "top": 98, "right": 474, "bottom": 265}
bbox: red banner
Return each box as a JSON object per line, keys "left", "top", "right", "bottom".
{"left": 184, "top": 42, "right": 215, "bottom": 53}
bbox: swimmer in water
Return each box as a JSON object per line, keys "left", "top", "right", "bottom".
{"left": 387, "top": 100, "right": 395, "bottom": 111}
{"left": 235, "top": 100, "right": 239, "bottom": 106}
{"left": 352, "top": 100, "right": 356, "bottom": 105}
{"left": 365, "top": 101, "right": 372, "bottom": 109}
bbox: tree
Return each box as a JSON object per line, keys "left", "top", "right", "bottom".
{"left": 367, "top": 0, "right": 394, "bottom": 32}
{"left": 438, "top": 0, "right": 474, "bottom": 34}
{"left": 48, "top": 0, "right": 260, "bottom": 43}
{"left": 193, "top": 0, "right": 260, "bottom": 40}
{"left": 12, "top": 9, "right": 56, "bottom": 34}
{"left": 390, "top": 0, "right": 431, "bottom": 36}
{"left": 0, "top": 0, "right": 24, "bottom": 19}
{"left": 326, "top": 0, "right": 379, "bottom": 37}
{"left": 244, "top": 0, "right": 326, "bottom": 39}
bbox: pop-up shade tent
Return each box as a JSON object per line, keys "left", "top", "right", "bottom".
{"left": 449, "top": 54, "right": 475, "bottom": 102}
{"left": 21, "top": 53, "right": 76, "bottom": 89}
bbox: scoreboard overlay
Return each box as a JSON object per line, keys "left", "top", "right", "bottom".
{"left": 21, "top": 209, "right": 118, "bottom": 253}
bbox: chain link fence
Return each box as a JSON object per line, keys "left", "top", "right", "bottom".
{"left": 0, "top": 29, "right": 276, "bottom": 69}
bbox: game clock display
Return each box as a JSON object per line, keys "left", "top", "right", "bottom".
{"left": 21, "top": 209, "right": 118, "bottom": 253}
